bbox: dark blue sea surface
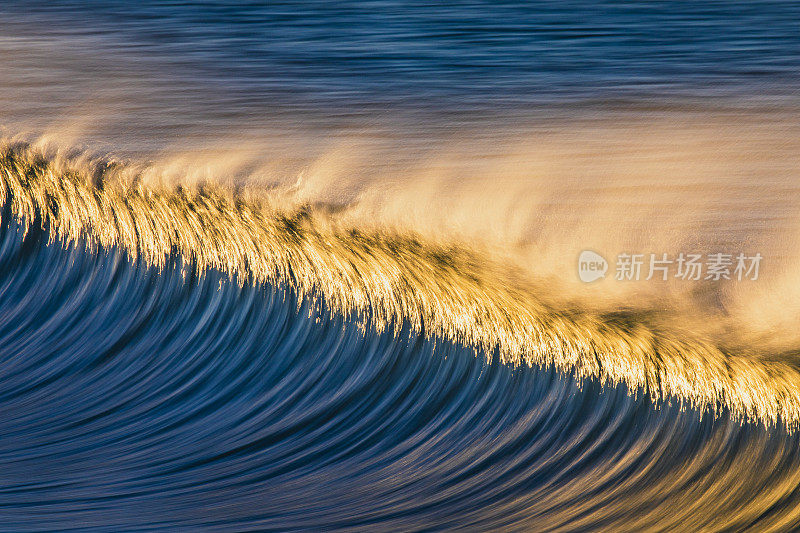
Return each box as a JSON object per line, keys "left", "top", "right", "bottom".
{"left": 6, "top": 0, "right": 800, "bottom": 112}
{"left": 2, "top": 211, "right": 800, "bottom": 531}
{"left": 2, "top": 2, "right": 800, "bottom": 531}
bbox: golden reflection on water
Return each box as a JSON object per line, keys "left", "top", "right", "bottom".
{"left": 3, "top": 142, "right": 800, "bottom": 431}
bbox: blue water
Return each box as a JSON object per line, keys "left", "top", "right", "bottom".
{"left": 2, "top": 2, "right": 800, "bottom": 531}
{"left": 7, "top": 0, "right": 800, "bottom": 112}
{"left": 2, "top": 210, "right": 800, "bottom": 531}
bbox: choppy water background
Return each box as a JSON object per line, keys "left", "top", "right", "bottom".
{"left": 2, "top": 2, "right": 800, "bottom": 531}
{"left": 3, "top": 0, "right": 800, "bottom": 144}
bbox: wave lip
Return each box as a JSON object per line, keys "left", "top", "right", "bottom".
{"left": 2, "top": 142, "right": 800, "bottom": 430}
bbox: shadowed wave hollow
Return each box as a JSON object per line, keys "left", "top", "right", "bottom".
{"left": 1, "top": 141, "right": 799, "bottom": 431}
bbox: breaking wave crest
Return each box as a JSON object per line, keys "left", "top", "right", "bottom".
{"left": 2, "top": 140, "right": 800, "bottom": 431}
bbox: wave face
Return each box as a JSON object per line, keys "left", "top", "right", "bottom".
{"left": 2, "top": 144, "right": 800, "bottom": 530}
{"left": 3, "top": 144, "right": 800, "bottom": 429}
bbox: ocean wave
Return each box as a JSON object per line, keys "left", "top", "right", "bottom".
{"left": 2, "top": 141, "right": 799, "bottom": 433}
{"left": 3, "top": 140, "right": 800, "bottom": 529}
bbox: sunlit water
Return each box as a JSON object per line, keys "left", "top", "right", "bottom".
{"left": 1, "top": 2, "right": 800, "bottom": 531}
